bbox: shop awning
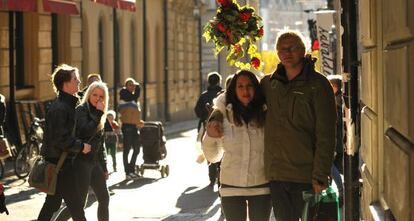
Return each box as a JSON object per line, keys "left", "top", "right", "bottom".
{"left": 91, "top": 0, "right": 136, "bottom": 12}
{"left": 0, "top": 0, "right": 37, "bottom": 12}
{"left": 118, "top": 0, "right": 135, "bottom": 11}
{"left": 42, "top": 0, "right": 79, "bottom": 15}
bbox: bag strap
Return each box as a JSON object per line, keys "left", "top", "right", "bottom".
{"left": 55, "top": 118, "right": 77, "bottom": 174}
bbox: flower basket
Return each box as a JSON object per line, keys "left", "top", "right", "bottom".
{"left": 203, "top": 0, "right": 264, "bottom": 70}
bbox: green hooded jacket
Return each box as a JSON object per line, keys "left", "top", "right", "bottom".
{"left": 260, "top": 56, "right": 337, "bottom": 186}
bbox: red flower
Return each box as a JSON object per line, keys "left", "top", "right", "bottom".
{"left": 251, "top": 57, "right": 260, "bottom": 69}
{"left": 217, "top": 0, "right": 231, "bottom": 7}
{"left": 234, "top": 44, "right": 242, "bottom": 55}
{"left": 258, "top": 27, "right": 264, "bottom": 36}
{"left": 239, "top": 11, "right": 252, "bottom": 22}
{"left": 217, "top": 22, "right": 226, "bottom": 33}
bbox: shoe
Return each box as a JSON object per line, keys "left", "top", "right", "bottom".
{"left": 125, "top": 173, "right": 133, "bottom": 179}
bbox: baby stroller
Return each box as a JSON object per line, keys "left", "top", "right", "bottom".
{"left": 136, "top": 121, "right": 169, "bottom": 178}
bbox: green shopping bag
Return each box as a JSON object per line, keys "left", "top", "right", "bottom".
{"left": 302, "top": 186, "right": 340, "bottom": 221}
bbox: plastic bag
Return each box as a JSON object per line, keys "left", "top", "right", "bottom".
{"left": 302, "top": 186, "right": 340, "bottom": 221}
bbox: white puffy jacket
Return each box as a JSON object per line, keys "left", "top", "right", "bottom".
{"left": 202, "top": 93, "right": 268, "bottom": 188}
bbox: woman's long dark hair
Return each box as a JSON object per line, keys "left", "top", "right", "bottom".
{"left": 225, "top": 70, "right": 266, "bottom": 127}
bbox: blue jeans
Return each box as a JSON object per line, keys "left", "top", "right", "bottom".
{"left": 270, "top": 181, "right": 313, "bottom": 221}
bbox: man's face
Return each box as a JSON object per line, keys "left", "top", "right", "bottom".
{"left": 126, "top": 81, "right": 136, "bottom": 93}
{"left": 277, "top": 38, "right": 305, "bottom": 68}
{"left": 64, "top": 72, "right": 80, "bottom": 95}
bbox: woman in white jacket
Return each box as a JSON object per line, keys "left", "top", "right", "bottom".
{"left": 202, "top": 70, "right": 271, "bottom": 221}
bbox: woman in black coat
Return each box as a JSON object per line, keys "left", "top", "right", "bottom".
{"left": 75, "top": 81, "right": 110, "bottom": 221}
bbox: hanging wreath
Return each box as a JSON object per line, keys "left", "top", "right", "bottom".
{"left": 203, "top": 0, "right": 264, "bottom": 70}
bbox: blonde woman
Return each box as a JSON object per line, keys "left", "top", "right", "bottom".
{"left": 75, "top": 81, "right": 110, "bottom": 221}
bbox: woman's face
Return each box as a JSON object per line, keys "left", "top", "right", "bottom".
{"left": 89, "top": 87, "right": 105, "bottom": 108}
{"left": 235, "top": 75, "right": 255, "bottom": 106}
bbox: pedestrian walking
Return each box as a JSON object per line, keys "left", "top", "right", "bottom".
{"left": 194, "top": 72, "right": 223, "bottom": 187}
{"left": 105, "top": 110, "right": 120, "bottom": 172}
{"left": 118, "top": 78, "right": 143, "bottom": 179}
{"left": 75, "top": 81, "right": 110, "bottom": 221}
{"left": 260, "top": 30, "right": 337, "bottom": 221}
{"left": 329, "top": 76, "right": 345, "bottom": 207}
{"left": 202, "top": 70, "right": 271, "bottom": 221}
{"left": 38, "top": 64, "right": 91, "bottom": 221}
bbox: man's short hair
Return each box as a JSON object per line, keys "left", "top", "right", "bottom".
{"left": 328, "top": 75, "right": 342, "bottom": 89}
{"left": 51, "top": 64, "right": 78, "bottom": 94}
{"left": 275, "top": 30, "right": 306, "bottom": 51}
{"left": 87, "top": 73, "right": 101, "bottom": 83}
{"left": 207, "top": 72, "right": 222, "bottom": 86}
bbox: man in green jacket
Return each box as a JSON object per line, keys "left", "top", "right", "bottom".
{"left": 260, "top": 31, "right": 337, "bottom": 220}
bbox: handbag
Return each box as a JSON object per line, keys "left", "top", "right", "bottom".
{"left": 28, "top": 119, "right": 77, "bottom": 195}
{"left": 28, "top": 152, "right": 67, "bottom": 195}
{"left": 302, "top": 186, "right": 340, "bottom": 221}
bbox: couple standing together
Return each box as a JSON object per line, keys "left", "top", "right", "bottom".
{"left": 202, "top": 31, "right": 337, "bottom": 221}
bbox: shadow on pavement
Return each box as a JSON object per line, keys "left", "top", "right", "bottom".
{"left": 162, "top": 186, "right": 224, "bottom": 221}
{"left": 52, "top": 177, "right": 158, "bottom": 221}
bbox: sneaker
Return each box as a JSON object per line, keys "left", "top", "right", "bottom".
{"left": 125, "top": 173, "right": 133, "bottom": 179}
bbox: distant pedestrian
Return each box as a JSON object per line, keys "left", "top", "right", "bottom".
{"left": 78, "top": 73, "right": 102, "bottom": 99}
{"left": 105, "top": 110, "right": 120, "bottom": 172}
{"left": 329, "top": 76, "right": 345, "bottom": 206}
{"left": 194, "top": 72, "right": 222, "bottom": 187}
{"left": 118, "top": 78, "right": 144, "bottom": 179}
{"left": 260, "top": 31, "right": 337, "bottom": 220}
{"left": 203, "top": 70, "right": 271, "bottom": 221}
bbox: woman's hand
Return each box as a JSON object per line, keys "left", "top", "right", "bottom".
{"left": 206, "top": 120, "right": 223, "bottom": 138}
{"left": 96, "top": 100, "right": 105, "bottom": 111}
{"left": 82, "top": 143, "right": 92, "bottom": 154}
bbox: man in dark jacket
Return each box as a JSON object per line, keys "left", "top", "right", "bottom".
{"left": 194, "top": 72, "right": 222, "bottom": 186}
{"left": 38, "top": 64, "right": 92, "bottom": 221}
{"left": 260, "top": 31, "right": 336, "bottom": 221}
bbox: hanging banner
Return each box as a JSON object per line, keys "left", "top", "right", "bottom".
{"left": 315, "top": 10, "right": 337, "bottom": 76}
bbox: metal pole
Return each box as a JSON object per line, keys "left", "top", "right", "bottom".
{"left": 195, "top": 0, "right": 202, "bottom": 94}
{"left": 142, "top": 0, "right": 147, "bottom": 120}
{"left": 113, "top": 5, "right": 119, "bottom": 109}
{"left": 341, "top": 0, "right": 360, "bottom": 220}
{"left": 163, "top": 0, "right": 169, "bottom": 121}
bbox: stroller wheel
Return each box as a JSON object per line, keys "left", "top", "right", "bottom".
{"left": 160, "top": 166, "right": 166, "bottom": 178}
{"left": 165, "top": 165, "right": 170, "bottom": 177}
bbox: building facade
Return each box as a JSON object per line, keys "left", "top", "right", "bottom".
{"left": 0, "top": 0, "right": 201, "bottom": 145}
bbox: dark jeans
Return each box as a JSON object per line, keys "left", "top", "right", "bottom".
{"left": 106, "top": 141, "right": 117, "bottom": 170}
{"left": 270, "top": 181, "right": 313, "bottom": 221}
{"left": 37, "top": 162, "right": 86, "bottom": 221}
{"left": 122, "top": 124, "right": 140, "bottom": 174}
{"left": 208, "top": 162, "right": 220, "bottom": 183}
{"left": 76, "top": 159, "right": 109, "bottom": 221}
{"left": 221, "top": 194, "right": 271, "bottom": 221}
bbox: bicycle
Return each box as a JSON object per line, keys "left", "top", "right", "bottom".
{"left": 14, "top": 114, "right": 44, "bottom": 179}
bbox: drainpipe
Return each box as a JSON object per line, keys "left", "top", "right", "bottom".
{"left": 341, "top": 0, "right": 361, "bottom": 220}
{"left": 163, "top": 0, "right": 170, "bottom": 121}
{"left": 142, "top": 0, "right": 147, "bottom": 120}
